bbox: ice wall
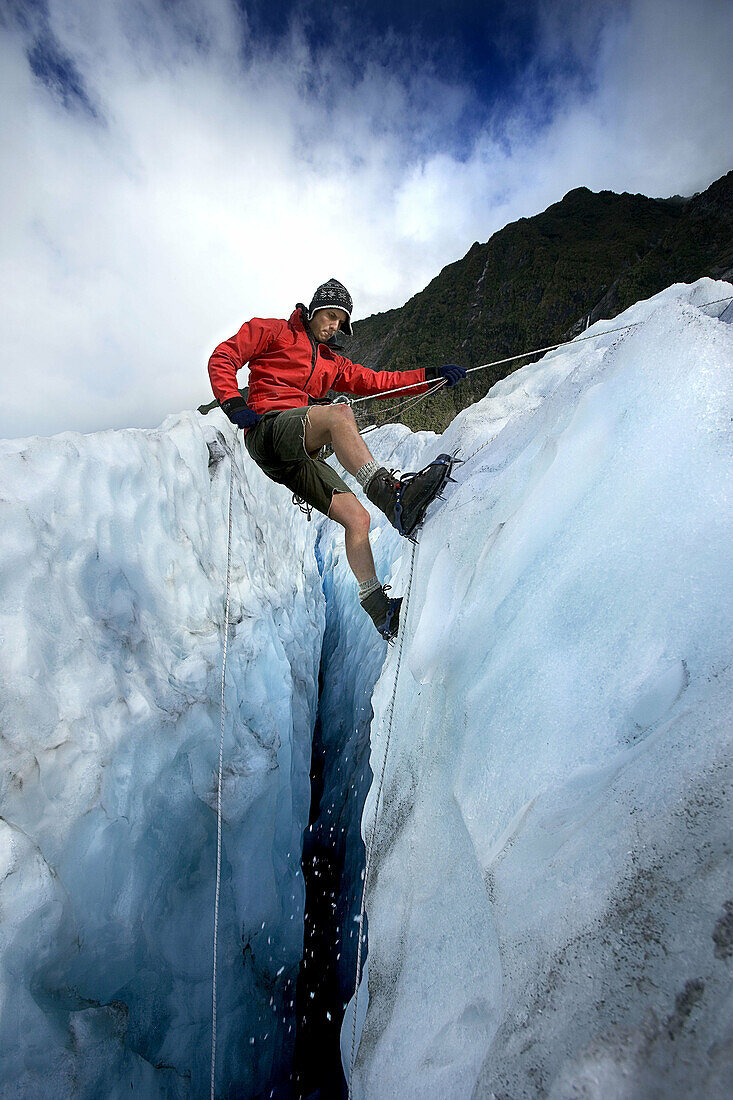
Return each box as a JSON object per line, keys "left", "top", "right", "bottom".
{"left": 0, "top": 413, "right": 324, "bottom": 1098}
{"left": 342, "top": 280, "right": 733, "bottom": 1098}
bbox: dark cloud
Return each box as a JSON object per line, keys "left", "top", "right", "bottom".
{"left": 26, "top": 29, "right": 99, "bottom": 117}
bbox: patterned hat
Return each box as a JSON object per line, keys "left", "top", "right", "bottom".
{"left": 308, "top": 278, "right": 353, "bottom": 336}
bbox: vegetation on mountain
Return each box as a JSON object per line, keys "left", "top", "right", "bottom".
{"left": 347, "top": 170, "right": 733, "bottom": 433}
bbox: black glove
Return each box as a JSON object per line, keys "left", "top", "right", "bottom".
{"left": 425, "top": 363, "right": 467, "bottom": 387}
{"left": 221, "top": 396, "right": 262, "bottom": 430}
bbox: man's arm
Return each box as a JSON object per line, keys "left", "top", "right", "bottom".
{"left": 208, "top": 318, "right": 279, "bottom": 403}
{"left": 331, "top": 357, "right": 429, "bottom": 401}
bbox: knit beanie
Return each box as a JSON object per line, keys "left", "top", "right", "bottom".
{"left": 308, "top": 278, "right": 353, "bottom": 335}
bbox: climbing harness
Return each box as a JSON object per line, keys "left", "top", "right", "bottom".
{"left": 211, "top": 452, "right": 236, "bottom": 1100}
{"left": 349, "top": 537, "right": 419, "bottom": 1098}
{"left": 319, "top": 377, "right": 447, "bottom": 439}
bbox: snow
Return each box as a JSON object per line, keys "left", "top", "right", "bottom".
{"left": 0, "top": 278, "right": 731, "bottom": 1098}
{"left": 0, "top": 416, "right": 324, "bottom": 1097}
{"left": 337, "top": 280, "right": 733, "bottom": 1098}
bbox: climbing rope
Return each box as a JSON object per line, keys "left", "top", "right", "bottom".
{"left": 211, "top": 454, "right": 236, "bottom": 1100}
{"left": 348, "top": 538, "right": 419, "bottom": 1097}
{"left": 359, "top": 378, "right": 449, "bottom": 437}
{"left": 347, "top": 293, "right": 733, "bottom": 409}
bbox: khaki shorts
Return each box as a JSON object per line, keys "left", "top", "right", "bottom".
{"left": 244, "top": 406, "right": 352, "bottom": 517}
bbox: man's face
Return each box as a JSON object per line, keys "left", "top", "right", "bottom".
{"left": 309, "top": 308, "right": 347, "bottom": 343}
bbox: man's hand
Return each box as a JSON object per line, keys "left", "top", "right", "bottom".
{"left": 426, "top": 363, "right": 467, "bottom": 387}
{"left": 221, "top": 396, "right": 262, "bottom": 430}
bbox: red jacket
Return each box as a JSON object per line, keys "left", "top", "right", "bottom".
{"left": 208, "top": 306, "right": 428, "bottom": 413}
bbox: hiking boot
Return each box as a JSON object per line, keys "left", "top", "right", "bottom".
{"left": 365, "top": 456, "right": 454, "bottom": 539}
{"left": 361, "top": 586, "right": 402, "bottom": 642}
{"left": 364, "top": 468, "right": 401, "bottom": 525}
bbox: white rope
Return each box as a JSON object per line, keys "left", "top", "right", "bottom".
{"left": 211, "top": 455, "right": 236, "bottom": 1100}
{"left": 348, "top": 538, "right": 419, "bottom": 1098}
{"left": 348, "top": 293, "right": 733, "bottom": 407}
{"left": 359, "top": 378, "right": 449, "bottom": 437}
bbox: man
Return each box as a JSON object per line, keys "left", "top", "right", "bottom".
{"left": 208, "top": 278, "right": 466, "bottom": 641}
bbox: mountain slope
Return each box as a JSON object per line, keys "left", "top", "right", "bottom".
{"left": 348, "top": 170, "right": 733, "bottom": 432}
{"left": 609, "top": 169, "right": 733, "bottom": 314}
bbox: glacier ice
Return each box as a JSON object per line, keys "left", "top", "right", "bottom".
{"left": 339, "top": 280, "right": 733, "bottom": 1098}
{"left": 0, "top": 415, "right": 324, "bottom": 1097}
{"left": 0, "top": 278, "right": 731, "bottom": 1099}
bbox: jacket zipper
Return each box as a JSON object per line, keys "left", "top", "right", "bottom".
{"left": 303, "top": 319, "right": 319, "bottom": 393}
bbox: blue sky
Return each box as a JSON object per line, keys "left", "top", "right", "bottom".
{"left": 1, "top": 0, "right": 732, "bottom": 437}
{"left": 235, "top": 0, "right": 542, "bottom": 137}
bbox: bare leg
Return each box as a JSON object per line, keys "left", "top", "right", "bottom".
{"left": 328, "top": 491, "right": 377, "bottom": 584}
{"left": 304, "top": 404, "right": 374, "bottom": 476}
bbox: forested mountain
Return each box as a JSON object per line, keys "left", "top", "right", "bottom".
{"left": 347, "top": 170, "right": 733, "bottom": 431}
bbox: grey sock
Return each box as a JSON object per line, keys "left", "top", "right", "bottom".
{"left": 358, "top": 575, "right": 381, "bottom": 603}
{"left": 355, "top": 459, "right": 379, "bottom": 490}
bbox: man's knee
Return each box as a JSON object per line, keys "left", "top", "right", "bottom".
{"left": 329, "top": 403, "right": 357, "bottom": 431}
{"left": 329, "top": 491, "right": 370, "bottom": 535}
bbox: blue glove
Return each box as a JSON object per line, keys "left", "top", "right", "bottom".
{"left": 221, "top": 396, "right": 262, "bottom": 429}
{"left": 439, "top": 363, "right": 467, "bottom": 387}
{"left": 426, "top": 363, "right": 467, "bottom": 387}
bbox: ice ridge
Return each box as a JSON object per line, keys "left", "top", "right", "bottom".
{"left": 337, "top": 279, "right": 733, "bottom": 1099}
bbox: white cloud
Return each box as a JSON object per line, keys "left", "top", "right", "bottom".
{"left": 1, "top": 0, "right": 731, "bottom": 438}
